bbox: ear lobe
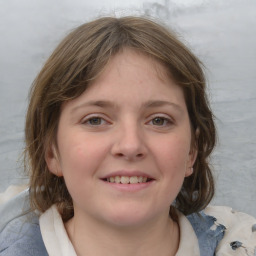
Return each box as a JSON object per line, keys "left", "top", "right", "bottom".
{"left": 185, "top": 166, "right": 194, "bottom": 177}
{"left": 185, "top": 149, "right": 197, "bottom": 178}
{"left": 45, "top": 144, "right": 63, "bottom": 177}
{"left": 190, "top": 146, "right": 198, "bottom": 167}
{"left": 191, "top": 127, "right": 199, "bottom": 163}
{"left": 185, "top": 128, "right": 199, "bottom": 177}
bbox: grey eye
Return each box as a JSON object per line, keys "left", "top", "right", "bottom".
{"left": 152, "top": 117, "right": 166, "bottom": 126}
{"left": 88, "top": 117, "right": 103, "bottom": 125}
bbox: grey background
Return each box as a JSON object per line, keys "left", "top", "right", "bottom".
{"left": 0, "top": 0, "right": 255, "bottom": 217}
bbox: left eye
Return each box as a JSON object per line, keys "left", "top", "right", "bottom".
{"left": 150, "top": 117, "right": 171, "bottom": 126}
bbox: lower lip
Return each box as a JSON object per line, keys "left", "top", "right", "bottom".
{"left": 101, "top": 180, "right": 154, "bottom": 192}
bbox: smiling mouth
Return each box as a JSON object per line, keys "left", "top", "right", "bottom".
{"left": 102, "top": 176, "right": 154, "bottom": 184}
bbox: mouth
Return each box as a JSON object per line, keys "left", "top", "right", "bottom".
{"left": 102, "top": 176, "right": 154, "bottom": 184}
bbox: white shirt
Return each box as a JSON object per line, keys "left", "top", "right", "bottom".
{"left": 39, "top": 205, "right": 200, "bottom": 256}
{"left": 40, "top": 205, "right": 256, "bottom": 256}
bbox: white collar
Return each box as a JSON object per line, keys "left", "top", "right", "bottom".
{"left": 39, "top": 205, "right": 200, "bottom": 256}
{"left": 175, "top": 211, "right": 200, "bottom": 255}
{"left": 39, "top": 205, "right": 77, "bottom": 256}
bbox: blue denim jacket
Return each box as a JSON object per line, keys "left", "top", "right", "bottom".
{"left": 0, "top": 190, "right": 47, "bottom": 256}
{"left": 0, "top": 190, "right": 229, "bottom": 256}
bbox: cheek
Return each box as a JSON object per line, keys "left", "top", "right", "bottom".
{"left": 57, "top": 140, "right": 96, "bottom": 198}
{"left": 154, "top": 135, "right": 191, "bottom": 168}
{"left": 57, "top": 131, "right": 87, "bottom": 175}
{"left": 57, "top": 132, "right": 109, "bottom": 176}
{"left": 155, "top": 136, "right": 191, "bottom": 199}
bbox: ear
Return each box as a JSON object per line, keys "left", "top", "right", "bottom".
{"left": 185, "top": 128, "right": 199, "bottom": 177}
{"left": 45, "top": 144, "right": 63, "bottom": 177}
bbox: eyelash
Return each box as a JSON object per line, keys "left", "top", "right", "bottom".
{"left": 147, "top": 116, "right": 173, "bottom": 127}
{"left": 81, "top": 114, "right": 174, "bottom": 128}
{"left": 81, "top": 115, "right": 109, "bottom": 126}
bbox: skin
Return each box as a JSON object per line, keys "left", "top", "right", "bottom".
{"left": 45, "top": 48, "right": 197, "bottom": 256}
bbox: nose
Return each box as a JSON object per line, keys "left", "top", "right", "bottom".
{"left": 111, "top": 123, "right": 147, "bottom": 161}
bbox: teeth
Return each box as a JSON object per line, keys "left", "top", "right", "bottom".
{"left": 129, "top": 176, "right": 138, "bottom": 184}
{"left": 107, "top": 176, "right": 149, "bottom": 184}
{"left": 120, "top": 176, "right": 130, "bottom": 184}
{"left": 115, "top": 176, "right": 121, "bottom": 183}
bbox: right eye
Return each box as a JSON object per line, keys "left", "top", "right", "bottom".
{"left": 87, "top": 117, "right": 104, "bottom": 125}
{"left": 82, "top": 115, "right": 109, "bottom": 126}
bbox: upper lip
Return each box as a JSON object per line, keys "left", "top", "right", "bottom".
{"left": 100, "top": 170, "right": 155, "bottom": 180}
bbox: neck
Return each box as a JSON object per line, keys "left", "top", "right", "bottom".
{"left": 65, "top": 212, "right": 179, "bottom": 256}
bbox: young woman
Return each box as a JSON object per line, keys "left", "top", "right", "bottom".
{"left": 0, "top": 16, "right": 255, "bottom": 256}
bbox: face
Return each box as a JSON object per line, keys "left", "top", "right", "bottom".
{"left": 46, "top": 49, "right": 197, "bottom": 228}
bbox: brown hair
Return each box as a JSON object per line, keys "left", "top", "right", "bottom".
{"left": 25, "top": 16, "right": 216, "bottom": 221}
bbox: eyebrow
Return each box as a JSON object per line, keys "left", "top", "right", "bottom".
{"left": 71, "top": 100, "right": 184, "bottom": 113}
{"left": 143, "top": 100, "right": 184, "bottom": 113}
{"left": 71, "top": 100, "right": 117, "bottom": 113}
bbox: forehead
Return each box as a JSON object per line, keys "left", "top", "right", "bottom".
{"left": 106, "top": 49, "right": 172, "bottom": 82}
{"left": 86, "top": 48, "right": 180, "bottom": 96}
{"left": 61, "top": 48, "right": 187, "bottom": 115}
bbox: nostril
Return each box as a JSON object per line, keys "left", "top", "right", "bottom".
{"left": 115, "top": 153, "right": 124, "bottom": 157}
{"left": 111, "top": 142, "right": 146, "bottom": 160}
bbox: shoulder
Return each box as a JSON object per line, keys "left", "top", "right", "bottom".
{"left": 0, "top": 189, "right": 48, "bottom": 256}
{"left": 187, "top": 205, "right": 256, "bottom": 256}
{"left": 204, "top": 205, "right": 256, "bottom": 255}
